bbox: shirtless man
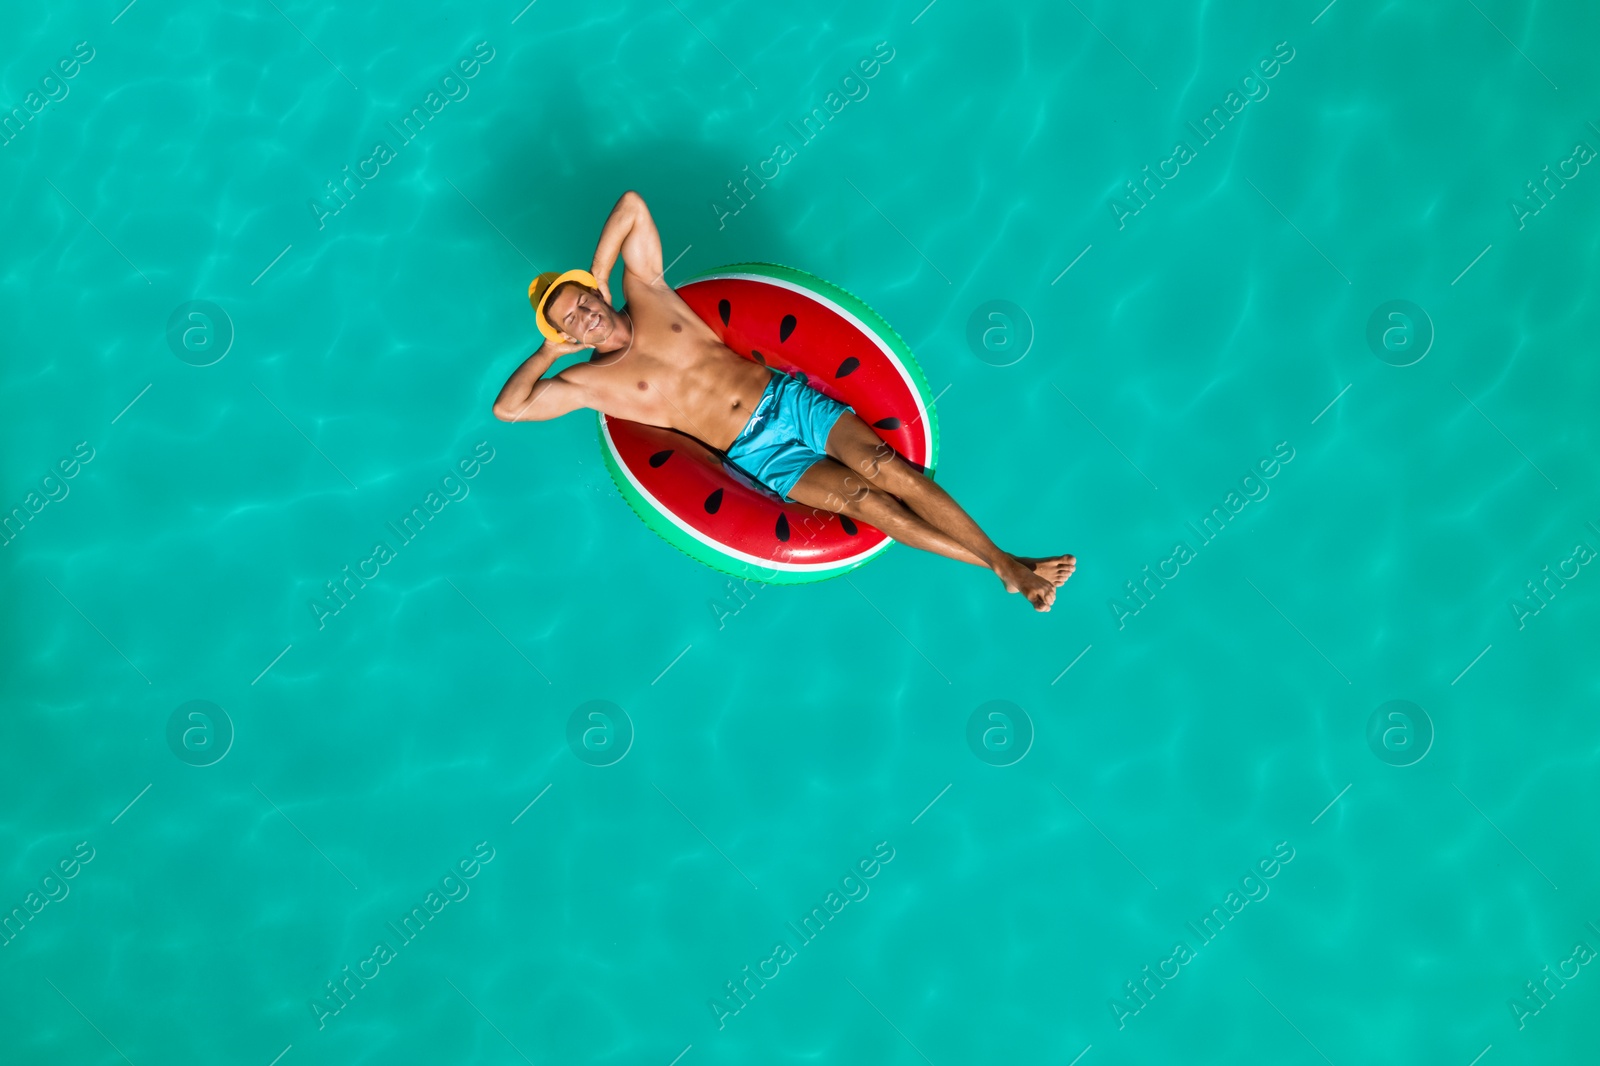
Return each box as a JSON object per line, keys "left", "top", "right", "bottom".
{"left": 492, "top": 190, "right": 1074, "bottom": 611}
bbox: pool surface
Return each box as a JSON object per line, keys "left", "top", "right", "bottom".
{"left": 3, "top": 1, "right": 1599, "bottom": 1063}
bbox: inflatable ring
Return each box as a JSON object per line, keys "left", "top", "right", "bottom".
{"left": 598, "top": 262, "right": 939, "bottom": 584}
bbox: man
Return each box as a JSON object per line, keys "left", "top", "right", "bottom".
{"left": 492, "top": 191, "right": 1074, "bottom": 611}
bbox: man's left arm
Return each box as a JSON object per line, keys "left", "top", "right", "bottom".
{"left": 589, "top": 190, "right": 665, "bottom": 301}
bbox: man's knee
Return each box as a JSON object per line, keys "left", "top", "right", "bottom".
{"left": 853, "top": 439, "right": 896, "bottom": 480}
{"left": 852, "top": 488, "right": 904, "bottom": 523}
{"left": 860, "top": 452, "right": 920, "bottom": 496}
{"left": 826, "top": 473, "right": 872, "bottom": 510}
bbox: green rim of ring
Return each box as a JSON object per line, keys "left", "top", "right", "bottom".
{"left": 597, "top": 262, "right": 940, "bottom": 585}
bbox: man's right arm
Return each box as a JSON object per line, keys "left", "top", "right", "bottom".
{"left": 492, "top": 342, "right": 589, "bottom": 422}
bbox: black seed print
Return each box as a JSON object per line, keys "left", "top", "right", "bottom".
{"left": 775, "top": 513, "right": 791, "bottom": 541}
{"left": 648, "top": 450, "right": 673, "bottom": 468}
{"left": 705, "top": 488, "right": 724, "bottom": 514}
{"left": 839, "top": 516, "right": 858, "bottom": 535}
{"left": 718, "top": 299, "right": 731, "bottom": 326}
{"left": 751, "top": 349, "right": 767, "bottom": 365}
{"left": 836, "top": 356, "right": 860, "bottom": 378}
{"left": 779, "top": 314, "right": 796, "bottom": 342}
{"left": 873, "top": 417, "right": 902, "bottom": 430}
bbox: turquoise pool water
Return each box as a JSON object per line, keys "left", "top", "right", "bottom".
{"left": 4, "top": 0, "right": 1599, "bottom": 1062}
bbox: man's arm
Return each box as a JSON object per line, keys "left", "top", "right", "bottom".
{"left": 589, "top": 190, "right": 665, "bottom": 300}
{"left": 492, "top": 340, "right": 590, "bottom": 422}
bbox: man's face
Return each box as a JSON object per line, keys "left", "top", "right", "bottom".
{"left": 546, "top": 284, "right": 614, "bottom": 347}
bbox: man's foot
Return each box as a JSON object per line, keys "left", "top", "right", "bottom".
{"left": 1017, "top": 554, "right": 1077, "bottom": 588}
{"left": 996, "top": 557, "right": 1058, "bottom": 612}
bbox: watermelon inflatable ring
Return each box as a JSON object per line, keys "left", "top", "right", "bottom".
{"left": 598, "top": 262, "right": 939, "bottom": 585}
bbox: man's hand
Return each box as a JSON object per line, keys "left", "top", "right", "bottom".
{"left": 544, "top": 333, "right": 592, "bottom": 357}
{"left": 591, "top": 272, "right": 613, "bottom": 307}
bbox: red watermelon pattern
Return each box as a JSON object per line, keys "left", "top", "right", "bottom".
{"left": 600, "top": 267, "right": 935, "bottom": 576}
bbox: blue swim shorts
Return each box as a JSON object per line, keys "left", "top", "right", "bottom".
{"left": 723, "top": 370, "right": 855, "bottom": 503}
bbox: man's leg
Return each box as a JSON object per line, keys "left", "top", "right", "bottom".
{"left": 786, "top": 455, "right": 1059, "bottom": 611}
{"left": 788, "top": 458, "right": 986, "bottom": 566}
{"left": 820, "top": 412, "right": 1075, "bottom": 599}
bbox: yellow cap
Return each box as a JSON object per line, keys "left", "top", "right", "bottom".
{"left": 529, "top": 268, "right": 601, "bottom": 342}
